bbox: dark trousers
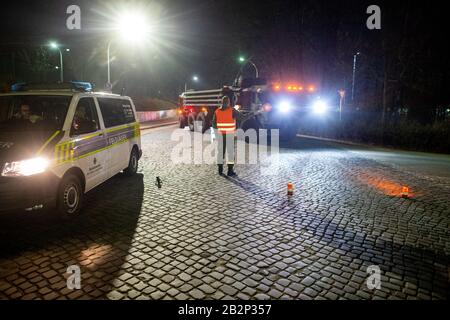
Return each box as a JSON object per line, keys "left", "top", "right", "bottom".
{"left": 217, "top": 133, "right": 236, "bottom": 166}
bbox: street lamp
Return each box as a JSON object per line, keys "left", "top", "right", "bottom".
{"left": 351, "top": 52, "right": 361, "bottom": 101}
{"left": 106, "top": 40, "right": 114, "bottom": 88}
{"left": 238, "top": 56, "right": 259, "bottom": 78}
{"left": 185, "top": 75, "right": 199, "bottom": 92}
{"left": 338, "top": 90, "right": 346, "bottom": 121}
{"left": 49, "top": 42, "right": 65, "bottom": 82}
{"left": 106, "top": 11, "right": 152, "bottom": 90}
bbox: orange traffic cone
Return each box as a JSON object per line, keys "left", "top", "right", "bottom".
{"left": 401, "top": 186, "right": 409, "bottom": 198}
{"left": 287, "top": 183, "right": 294, "bottom": 197}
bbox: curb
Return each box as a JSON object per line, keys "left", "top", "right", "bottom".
{"left": 296, "top": 134, "right": 450, "bottom": 157}
{"left": 296, "top": 134, "right": 372, "bottom": 148}
{"left": 140, "top": 120, "right": 178, "bottom": 131}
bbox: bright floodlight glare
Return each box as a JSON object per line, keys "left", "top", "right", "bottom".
{"left": 117, "top": 12, "right": 150, "bottom": 42}
{"left": 2, "top": 157, "right": 49, "bottom": 177}
{"left": 279, "top": 101, "right": 291, "bottom": 113}
{"left": 313, "top": 100, "right": 328, "bottom": 114}
{"left": 193, "top": 76, "right": 199, "bottom": 81}
{"left": 239, "top": 56, "right": 246, "bottom": 63}
{"left": 50, "top": 42, "right": 58, "bottom": 49}
{"left": 20, "top": 158, "right": 49, "bottom": 176}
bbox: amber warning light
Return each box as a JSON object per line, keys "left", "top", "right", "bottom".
{"left": 401, "top": 186, "right": 409, "bottom": 198}
{"left": 287, "top": 183, "right": 294, "bottom": 197}
{"left": 272, "top": 84, "right": 314, "bottom": 92}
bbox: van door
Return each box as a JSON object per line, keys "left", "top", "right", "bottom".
{"left": 97, "top": 97, "right": 137, "bottom": 178}
{"left": 69, "top": 97, "right": 108, "bottom": 190}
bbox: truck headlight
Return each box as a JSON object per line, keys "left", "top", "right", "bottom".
{"left": 312, "top": 100, "right": 328, "bottom": 114}
{"left": 278, "top": 101, "right": 291, "bottom": 113}
{"left": 2, "top": 157, "right": 49, "bottom": 177}
{"left": 263, "top": 103, "right": 272, "bottom": 112}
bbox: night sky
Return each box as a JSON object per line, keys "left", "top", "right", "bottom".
{"left": 1, "top": 0, "right": 449, "bottom": 108}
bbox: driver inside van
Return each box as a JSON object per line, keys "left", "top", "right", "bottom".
{"left": 14, "top": 103, "right": 42, "bottom": 123}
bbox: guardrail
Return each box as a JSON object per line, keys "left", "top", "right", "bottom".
{"left": 182, "top": 89, "right": 224, "bottom": 107}
{"left": 136, "top": 110, "right": 177, "bottom": 122}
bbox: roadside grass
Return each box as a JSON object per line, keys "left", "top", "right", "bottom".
{"left": 299, "top": 118, "right": 450, "bottom": 154}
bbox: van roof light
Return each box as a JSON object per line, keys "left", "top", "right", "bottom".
{"left": 10, "top": 82, "right": 94, "bottom": 92}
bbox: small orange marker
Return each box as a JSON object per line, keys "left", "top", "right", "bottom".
{"left": 401, "top": 186, "right": 409, "bottom": 198}
{"left": 287, "top": 183, "right": 294, "bottom": 197}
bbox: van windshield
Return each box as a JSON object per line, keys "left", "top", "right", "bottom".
{"left": 0, "top": 95, "right": 71, "bottom": 132}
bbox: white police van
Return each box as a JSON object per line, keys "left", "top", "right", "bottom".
{"left": 0, "top": 82, "right": 142, "bottom": 217}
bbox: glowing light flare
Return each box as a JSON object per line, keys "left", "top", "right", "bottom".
{"left": 287, "top": 183, "right": 294, "bottom": 196}
{"left": 312, "top": 100, "right": 328, "bottom": 114}
{"left": 272, "top": 84, "right": 310, "bottom": 92}
{"left": 20, "top": 158, "right": 49, "bottom": 176}
{"left": 401, "top": 186, "right": 410, "bottom": 198}
{"left": 278, "top": 101, "right": 291, "bottom": 113}
{"left": 356, "top": 173, "right": 415, "bottom": 198}
{"left": 2, "top": 157, "right": 49, "bottom": 177}
{"left": 263, "top": 103, "right": 272, "bottom": 112}
{"left": 285, "top": 84, "right": 305, "bottom": 92}
{"left": 117, "top": 11, "right": 152, "bottom": 42}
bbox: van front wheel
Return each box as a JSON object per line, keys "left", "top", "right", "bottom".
{"left": 124, "top": 148, "right": 139, "bottom": 176}
{"left": 57, "top": 174, "right": 83, "bottom": 218}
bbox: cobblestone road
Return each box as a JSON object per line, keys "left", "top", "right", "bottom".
{"left": 0, "top": 126, "right": 449, "bottom": 300}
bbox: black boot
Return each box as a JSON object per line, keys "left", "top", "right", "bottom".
{"left": 218, "top": 164, "right": 224, "bottom": 175}
{"left": 227, "top": 164, "right": 236, "bottom": 177}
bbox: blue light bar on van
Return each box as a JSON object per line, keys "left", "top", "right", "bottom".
{"left": 10, "top": 82, "right": 93, "bottom": 92}
{"left": 70, "top": 81, "right": 93, "bottom": 92}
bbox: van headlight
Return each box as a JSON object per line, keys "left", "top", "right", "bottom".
{"left": 2, "top": 157, "right": 49, "bottom": 177}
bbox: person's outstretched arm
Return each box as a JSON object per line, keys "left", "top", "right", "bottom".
{"left": 212, "top": 111, "right": 218, "bottom": 129}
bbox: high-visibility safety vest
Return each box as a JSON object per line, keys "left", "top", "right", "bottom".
{"left": 215, "top": 107, "right": 236, "bottom": 134}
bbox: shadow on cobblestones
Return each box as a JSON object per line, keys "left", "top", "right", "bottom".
{"left": 0, "top": 173, "right": 144, "bottom": 299}
{"left": 226, "top": 176, "right": 449, "bottom": 298}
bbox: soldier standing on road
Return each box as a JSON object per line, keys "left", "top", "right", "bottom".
{"left": 212, "top": 95, "right": 245, "bottom": 176}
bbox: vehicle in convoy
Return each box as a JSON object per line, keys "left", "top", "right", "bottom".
{"left": 0, "top": 82, "right": 142, "bottom": 217}
{"left": 178, "top": 77, "right": 327, "bottom": 140}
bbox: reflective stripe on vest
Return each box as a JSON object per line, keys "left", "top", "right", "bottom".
{"left": 216, "top": 108, "right": 236, "bottom": 134}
